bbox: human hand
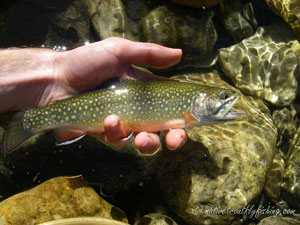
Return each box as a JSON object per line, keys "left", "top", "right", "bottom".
{"left": 58, "top": 37, "right": 187, "bottom": 154}
{"left": 55, "top": 37, "right": 186, "bottom": 154}
{"left": 0, "top": 37, "right": 187, "bottom": 154}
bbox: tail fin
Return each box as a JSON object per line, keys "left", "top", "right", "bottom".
{"left": 0, "top": 111, "right": 33, "bottom": 155}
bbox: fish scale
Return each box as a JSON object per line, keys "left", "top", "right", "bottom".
{"left": 0, "top": 78, "right": 242, "bottom": 154}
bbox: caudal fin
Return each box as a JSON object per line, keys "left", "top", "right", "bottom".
{"left": 0, "top": 111, "right": 33, "bottom": 154}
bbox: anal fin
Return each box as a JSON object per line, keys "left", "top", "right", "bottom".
{"left": 55, "top": 129, "right": 86, "bottom": 146}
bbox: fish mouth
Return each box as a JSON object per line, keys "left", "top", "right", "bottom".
{"left": 215, "top": 94, "right": 244, "bottom": 121}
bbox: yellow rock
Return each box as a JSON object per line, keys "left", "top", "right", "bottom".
{"left": 265, "top": 0, "right": 300, "bottom": 40}
{"left": 38, "top": 217, "right": 129, "bottom": 225}
{"left": 0, "top": 176, "right": 128, "bottom": 225}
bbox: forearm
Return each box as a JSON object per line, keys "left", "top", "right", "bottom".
{"left": 0, "top": 48, "right": 62, "bottom": 113}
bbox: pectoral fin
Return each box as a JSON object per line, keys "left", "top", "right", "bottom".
{"left": 55, "top": 129, "right": 86, "bottom": 146}
{"left": 184, "top": 109, "right": 199, "bottom": 127}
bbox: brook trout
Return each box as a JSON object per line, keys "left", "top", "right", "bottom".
{"left": 0, "top": 78, "right": 243, "bottom": 154}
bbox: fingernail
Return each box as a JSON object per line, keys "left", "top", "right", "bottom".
{"left": 175, "top": 138, "right": 185, "bottom": 149}
{"left": 142, "top": 136, "right": 152, "bottom": 147}
{"left": 110, "top": 117, "right": 118, "bottom": 127}
{"left": 169, "top": 132, "right": 186, "bottom": 150}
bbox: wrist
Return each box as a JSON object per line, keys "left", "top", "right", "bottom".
{"left": 0, "top": 48, "right": 63, "bottom": 112}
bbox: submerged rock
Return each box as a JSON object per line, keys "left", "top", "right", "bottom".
{"left": 41, "top": 0, "right": 90, "bottom": 49}
{"left": 153, "top": 72, "right": 277, "bottom": 225}
{"left": 140, "top": 6, "right": 178, "bottom": 48}
{"left": 38, "top": 217, "right": 129, "bottom": 225}
{"left": 221, "top": 0, "right": 255, "bottom": 43}
{"left": 140, "top": 6, "right": 217, "bottom": 61}
{"left": 257, "top": 214, "right": 300, "bottom": 225}
{"left": 218, "top": 23, "right": 299, "bottom": 106}
{"left": 168, "top": 0, "right": 220, "bottom": 8}
{"left": 134, "top": 213, "right": 178, "bottom": 225}
{"left": 264, "top": 152, "right": 285, "bottom": 200}
{"left": 0, "top": 176, "right": 128, "bottom": 225}
{"left": 281, "top": 127, "right": 300, "bottom": 210}
{"left": 87, "top": 0, "right": 217, "bottom": 69}
{"left": 242, "top": 2, "right": 258, "bottom": 30}
{"left": 264, "top": 0, "right": 300, "bottom": 41}
{"left": 272, "top": 106, "right": 298, "bottom": 153}
{"left": 89, "top": 0, "right": 136, "bottom": 41}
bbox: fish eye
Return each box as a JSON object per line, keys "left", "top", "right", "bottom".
{"left": 219, "top": 90, "right": 231, "bottom": 100}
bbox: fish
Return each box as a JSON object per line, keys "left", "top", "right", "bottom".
{"left": 0, "top": 78, "right": 243, "bottom": 154}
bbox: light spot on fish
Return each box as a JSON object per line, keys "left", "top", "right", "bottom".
{"left": 115, "top": 89, "right": 128, "bottom": 95}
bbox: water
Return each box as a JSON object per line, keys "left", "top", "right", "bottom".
{"left": 0, "top": 0, "right": 299, "bottom": 224}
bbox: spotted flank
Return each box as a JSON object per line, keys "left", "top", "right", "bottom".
{"left": 0, "top": 78, "right": 243, "bottom": 154}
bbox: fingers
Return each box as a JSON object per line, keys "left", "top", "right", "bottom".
{"left": 104, "top": 115, "right": 123, "bottom": 142}
{"left": 105, "top": 37, "right": 182, "bottom": 68}
{"left": 134, "top": 129, "right": 187, "bottom": 154}
{"left": 134, "top": 132, "right": 160, "bottom": 154}
{"left": 61, "top": 37, "right": 182, "bottom": 93}
{"left": 126, "top": 42, "right": 182, "bottom": 68}
{"left": 102, "top": 115, "right": 128, "bottom": 149}
{"left": 103, "top": 115, "right": 187, "bottom": 154}
{"left": 103, "top": 115, "right": 161, "bottom": 154}
{"left": 165, "top": 129, "right": 187, "bottom": 150}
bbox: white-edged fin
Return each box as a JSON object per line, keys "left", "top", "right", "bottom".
{"left": 120, "top": 131, "right": 133, "bottom": 141}
{"left": 56, "top": 134, "right": 86, "bottom": 146}
{"left": 55, "top": 129, "right": 86, "bottom": 146}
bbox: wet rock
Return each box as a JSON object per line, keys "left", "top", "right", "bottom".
{"left": 153, "top": 72, "right": 277, "bottom": 225}
{"left": 39, "top": 0, "right": 91, "bottom": 49}
{"left": 39, "top": 217, "right": 129, "bottom": 225}
{"left": 264, "top": 152, "right": 285, "bottom": 200}
{"left": 281, "top": 127, "right": 300, "bottom": 210}
{"left": 141, "top": 6, "right": 217, "bottom": 59}
{"left": 0, "top": 176, "right": 128, "bottom": 225}
{"left": 272, "top": 106, "right": 298, "bottom": 153}
{"left": 140, "top": 6, "right": 178, "bottom": 48}
{"left": 87, "top": 1, "right": 217, "bottom": 69}
{"left": 168, "top": 0, "right": 220, "bottom": 8}
{"left": 86, "top": 0, "right": 100, "bottom": 16}
{"left": 265, "top": 0, "right": 300, "bottom": 41}
{"left": 221, "top": 0, "right": 255, "bottom": 43}
{"left": 257, "top": 214, "right": 300, "bottom": 225}
{"left": 88, "top": 0, "right": 136, "bottom": 41}
{"left": 218, "top": 23, "right": 299, "bottom": 106}
{"left": 242, "top": 2, "right": 258, "bottom": 30}
{"left": 123, "top": 0, "right": 149, "bottom": 21}
{"left": 134, "top": 213, "right": 178, "bottom": 225}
